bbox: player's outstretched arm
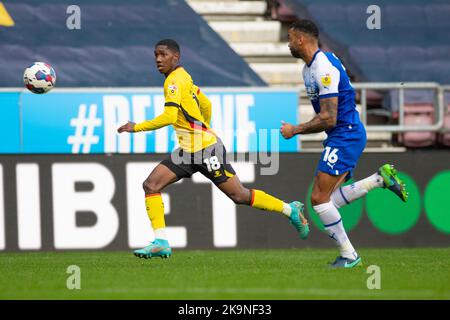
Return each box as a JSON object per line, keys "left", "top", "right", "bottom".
{"left": 117, "top": 107, "right": 178, "bottom": 134}
{"left": 280, "top": 97, "right": 337, "bottom": 139}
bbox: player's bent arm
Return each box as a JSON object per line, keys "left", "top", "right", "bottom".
{"left": 134, "top": 106, "right": 178, "bottom": 132}
{"left": 293, "top": 97, "right": 338, "bottom": 134}
{"left": 197, "top": 90, "right": 212, "bottom": 125}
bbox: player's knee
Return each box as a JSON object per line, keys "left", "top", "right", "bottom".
{"left": 142, "top": 179, "right": 161, "bottom": 194}
{"left": 310, "top": 192, "right": 330, "bottom": 206}
{"left": 228, "top": 190, "right": 249, "bottom": 205}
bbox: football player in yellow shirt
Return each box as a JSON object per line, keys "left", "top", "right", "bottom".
{"left": 118, "top": 39, "right": 309, "bottom": 258}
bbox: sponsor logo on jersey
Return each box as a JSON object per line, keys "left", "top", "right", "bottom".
{"left": 168, "top": 85, "right": 178, "bottom": 94}
{"left": 306, "top": 86, "right": 319, "bottom": 100}
{"left": 321, "top": 74, "right": 331, "bottom": 87}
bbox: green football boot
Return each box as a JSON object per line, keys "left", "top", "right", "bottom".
{"left": 288, "top": 201, "right": 310, "bottom": 240}
{"left": 378, "top": 164, "right": 409, "bottom": 202}
{"left": 133, "top": 238, "right": 172, "bottom": 259}
{"left": 330, "top": 255, "right": 363, "bottom": 269}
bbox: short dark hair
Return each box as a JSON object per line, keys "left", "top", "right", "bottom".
{"left": 289, "top": 19, "right": 319, "bottom": 39}
{"left": 155, "top": 39, "right": 180, "bottom": 54}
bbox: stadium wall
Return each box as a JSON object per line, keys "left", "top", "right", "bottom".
{"left": 0, "top": 152, "right": 449, "bottom": 252}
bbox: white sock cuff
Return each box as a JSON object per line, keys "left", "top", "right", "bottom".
{"left": 282, "top": 202, "right": 292, "bottom": 217}
{"left": 154, "top": 228, "right": 167, "bottom": 240}
{"left": 313, "top": 201, "right": 334, "bottom": 215}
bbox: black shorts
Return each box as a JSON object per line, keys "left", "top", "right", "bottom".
{"left": 161, "top": 139, "right": 236, "bottom": 185}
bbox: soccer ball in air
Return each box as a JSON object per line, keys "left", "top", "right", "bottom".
{"left": 23, "top": 62, "right": 56, "bottom": 94}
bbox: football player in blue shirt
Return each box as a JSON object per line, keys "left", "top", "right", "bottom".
{"left": 280, "top": 20, "right": 408, "bottom": 268}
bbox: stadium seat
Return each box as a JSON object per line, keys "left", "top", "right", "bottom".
{"left": 398, "top": 104, "right": 437, "bottom": 148}
{"left": 425, "top": 4, "right": 450, "bottom": 27}
{"left": 438, "top": 106, "right": 450, "bottom": 147}
{"left": 346, "top": 4, "right": 369, "bottom": 27}
{"left": 385, "top": 5, "right": 427, "bottom": 27}
{"left": 387, "top": 90, "right": 435, "bottom": 114}
{"left": 4, "top": 3, "right": 38, "bottom": 24}
{"left": 0, "top": 44, "right": 35, "bottom": 61}
{"left": 398, "top": 63, "right": 443, "bottom": 83}
{"left": 429, "top": 61, "right": 450, "bottom": 83}
{"left": 78, "top": 5, "right": 117, "bottom": 27}
{"left": 284, "top": 0, "right": 448, "bottom": 84}
{"left": 306, "top": 4, "right": 347, "bottom": 27}
{"left": 428, "top": 46, "right": 450, "bottom": 61}
{"left": 34, "top": 4, "right": 69, "bottom": 27}
{"left": 387, "top": 46, "right": 426, "bottom": 66}
{"left": 0, "top": 63, "right": 28, "bottom": 86}
{"left": 0, "top": 0, "right": 265, "bottom": 87}
{"left": 405, "top": 90, "right": 436, "bottom": 105}
{"left": 33, "top": 46, "right": 85, "bottom": 63}
{"left": 348, "top": 46, "right": 389, "bottom": 81}
{"left": 274, "top": 0, "right": 298, "bottom": 23}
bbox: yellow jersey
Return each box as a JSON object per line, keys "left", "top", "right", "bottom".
{"left": 134, "top": 66, "right": 217, "bottom": 153}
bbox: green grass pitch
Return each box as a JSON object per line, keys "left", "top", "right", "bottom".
{"left": 1, "top": 248, "right": 450, "bottom": 300}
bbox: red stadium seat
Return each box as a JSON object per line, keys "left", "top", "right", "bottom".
{"left": 277, "top": 3, "right": 297, "bottom": 22}
{"left": 438, "top": 104, "right": 450, "bottom": 147}
{"left": 268, "top": 0, "right": 297, "bottom": 23}
{"left": 398, "top": 104, "right": 437, "bottom": 148}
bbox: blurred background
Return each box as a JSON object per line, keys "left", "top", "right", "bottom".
{"left": 0, "top": 0, "right": 449, "bottom": 252}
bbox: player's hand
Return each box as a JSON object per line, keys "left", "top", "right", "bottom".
{"left": 280, "top": 121, "right": 296, "bottom": 139}
{"left": 117, "top": 121, "right": 136, "bottom": 133}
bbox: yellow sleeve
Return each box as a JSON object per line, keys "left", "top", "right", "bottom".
{"left": 195, "top": 87, "right": 212, "bottom": 125}
{"left": 164, "top": 77, "right": 182, "bottom": 106}
{"left": 134, "top": 106, "right": 178, "bottom": 132}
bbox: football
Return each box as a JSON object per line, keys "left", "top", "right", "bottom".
{"left": 23, "top": 62, "right": 56, "bottom": 94}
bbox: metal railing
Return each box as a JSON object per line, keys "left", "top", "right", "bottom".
{"left": 442, "top": 85, "right": 450, "bottom": 133}
{"left": 352, "top": 82, "right": 445, "bottom": 132}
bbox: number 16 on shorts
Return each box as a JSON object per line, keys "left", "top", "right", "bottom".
{"left": 323, "top": 147, "right": 339, "bottom": 169}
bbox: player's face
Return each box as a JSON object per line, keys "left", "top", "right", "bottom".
{"left": 154, "top": 45, "right": 179, "bottom": 74}
{"left": 288, "top": 28, "right": 303, "bottom": 59}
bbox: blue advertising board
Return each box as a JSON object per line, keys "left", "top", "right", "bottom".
{"left": 1, "top": 88, "right": 299, "bottom": 153}
{"left": 0, "top": 92, "right": 21, "bottom": 153}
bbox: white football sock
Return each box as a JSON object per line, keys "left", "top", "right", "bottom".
{"left": 154, "top": 228, "right": 167, "bottom": 240}
{"left": 331, "top": 173, "right": 384, "bottom": 208}
{"left": 313, "top": 201, "right": 358, "bottom": 260}
{"left": 281, "top": 203, "right": 292, "bottom": 217}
